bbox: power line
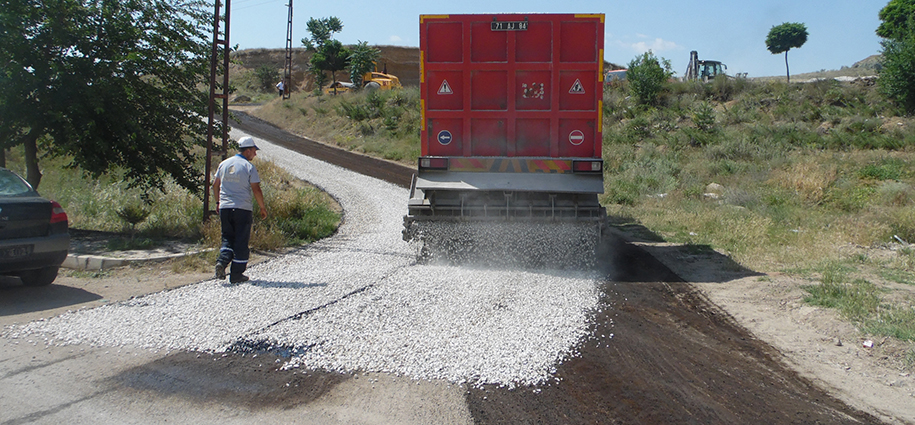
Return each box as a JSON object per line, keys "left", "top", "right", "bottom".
{"left": 234, "top": 0, "right": 282, "bottom": 11}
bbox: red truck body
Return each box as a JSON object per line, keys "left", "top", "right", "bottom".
{"left": 404, "top": 14, "right": 606, "bottom": 260}
{"left": 420, "top": 13, "right": 604, "bottom": 161}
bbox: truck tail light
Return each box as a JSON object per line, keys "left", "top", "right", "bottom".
{"left": 572, "top": 160, "right": 602, "bottom": 173}
{"left": 50, "top": 200, "right": 68, "bottom": 224}
{"left": 419, "top": 157, "right": 449, "bottom": 170}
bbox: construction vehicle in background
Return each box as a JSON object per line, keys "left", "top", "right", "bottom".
{"left": 684, "top": 50, "right": 728, "bottom": 82}
{"left": 362, "top": 70, "right": 402, "bottom": 90}
{"left": 325, "top": 67, "right": 402, "bottom": 94}
{"left": 404, "top": 13, "right": 606, "bottom": 268}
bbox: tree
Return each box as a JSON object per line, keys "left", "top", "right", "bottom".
{"left": 301, "top": 16, "right": 343, "bottom": 50}
{"left": 878, "top": 35, "right": 915, "bottom": 113}
{"left": 348, "top": 41, "right": 381, "bottom": 88}
{"left": 302, "top": 17, "right": 348, "bottom": 90}
{"left": 311, "top": 40, "right": 350, "bottom": 90}
{"left": 877, "top": 0, "right": 915, "bottom": 113}
{"left": 877, "top": 0, "right": 915, "bottom": 41}
{"left": 0, "top": 0, "right": 211, "bottom": 192}
{"left": 254, "top": 65, "right": 279, "bottom": 92}
{"left": 626, "top": 51, "right": 673, "bottom": 106}
{"left": 766, "top": 22, "right": 808, "bottom": 83}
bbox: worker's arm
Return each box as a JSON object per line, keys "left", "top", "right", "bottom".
{"left": 212, "top": 177, "right": 221, "bottom": 209}
{"left": 251, "top": 182, "right": 267, "bottom": 219}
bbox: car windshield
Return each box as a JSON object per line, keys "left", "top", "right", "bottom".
{"left": 0, "top": 169, "right": 35, "bottom": 196}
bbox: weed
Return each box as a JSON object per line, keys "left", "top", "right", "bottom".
{"left": 691, "top": 102, "right": 717, "bottom": 132}
{"left": 106, "top": 237, "right": 159, "bottom": 251}
{"left": 624, "top": 116, "right": 652, "bottom": 140}
{"left": 858, "top": 159, "right": 906, "bottom": 181}
{"left": 65, "top": 269, "right": 112, "bottom": 279}
{"left": 880, "top": 268, "right": 915, "bottom": 285}
{"left": 803, "top": 265, "right": 878, "bottom": 322}
{"left": 861, "top": 306, "right": 915, "bottom": 341}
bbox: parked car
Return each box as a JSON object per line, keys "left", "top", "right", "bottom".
{"left": 0, "top": 168, "right": 69, "bottom": 286}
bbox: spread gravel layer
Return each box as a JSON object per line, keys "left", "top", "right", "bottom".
{"left": 4, "top": 129, "right": 602, "bottom": 388}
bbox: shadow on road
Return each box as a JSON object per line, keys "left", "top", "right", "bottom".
{"left": 0, "top": 278, "right": 102, "bottom": 317}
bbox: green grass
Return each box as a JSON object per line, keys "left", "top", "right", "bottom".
{"left": 802, "top": 261, "right": 915, "bottom": 342}
{"left": 248, "top": 87, "right": 421, "bottom": 165}
{"left": 4, "top": 146, "right": 340, "bottom": 258}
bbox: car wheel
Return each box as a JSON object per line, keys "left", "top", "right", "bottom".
{"left": 364, "top": 81, "right": 381, "bottom": 90}
{"left": 20, "top": 267, "right": 59, "bottom": 287}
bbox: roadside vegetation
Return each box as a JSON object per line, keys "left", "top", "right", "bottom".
{"left": 602, "top": 76, "right": 915, "bottom": 347}
{"left": 250, "top": 87, "right": 421, "bottom": 164}
{"left": 3, "top": 147, "right": 340, "bottom": 263}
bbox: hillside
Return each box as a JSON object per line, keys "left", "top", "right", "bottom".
{"left": 232, "top": 46, "right": 420, "bottom": 94}
{"left": 231, "top": 46, "right": 629, "bottom": 96}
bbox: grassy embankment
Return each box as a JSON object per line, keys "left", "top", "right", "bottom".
{"left": 3, "top": 147, "right": 340, "bottom": 271}
{"left": 249, "top": 80, "right": 915, "bottom": 345}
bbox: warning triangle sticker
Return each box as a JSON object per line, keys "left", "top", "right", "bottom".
{"left": 569, "top": 79, "right": 585, "bottom": 94}
{"left": 438, "top": 80, "right": 453, "bottom": 95}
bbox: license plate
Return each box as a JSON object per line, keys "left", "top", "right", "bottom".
{"left": 0, "top": 245, "right": 33, "bottom": 259}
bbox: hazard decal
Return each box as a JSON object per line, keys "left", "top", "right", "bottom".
{"left": 568, "top": 79, "right": 585, "bottom": 94}
{"left": 438, "top": 80, "right": 453, "bottom": 95}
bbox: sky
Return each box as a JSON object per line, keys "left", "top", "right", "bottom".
{"left": 227, "top": 0, "right": 886, "bottom": 78}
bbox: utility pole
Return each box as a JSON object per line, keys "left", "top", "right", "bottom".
{"left": 283, "top": 0, "right": 293, "bottom": 99}
{"left": 204, "top": 0, "right": 232, "bottom": 222}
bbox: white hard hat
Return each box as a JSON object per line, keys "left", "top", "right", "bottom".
{"left": 238, "top": 137, "right": 259, "bottom": 150}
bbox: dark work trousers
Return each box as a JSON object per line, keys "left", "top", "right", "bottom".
{"left": 218, "top": 208, "right": 253, "bottom": 276}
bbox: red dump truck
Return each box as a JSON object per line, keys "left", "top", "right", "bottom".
{"left": 404, "top": 13, "right": 606, "bottom": 267}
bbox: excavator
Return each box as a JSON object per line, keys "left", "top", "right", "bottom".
{"left": 683, "top": 51, "right": 729, "bottom": 82}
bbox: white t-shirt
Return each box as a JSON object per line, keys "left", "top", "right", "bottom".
{"left": 215, "top": 154, "right": 261, "bottom": 211}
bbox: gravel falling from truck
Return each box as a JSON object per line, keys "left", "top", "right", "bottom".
{"left": 407, "top": 220, "right": 602, "bottom": 270}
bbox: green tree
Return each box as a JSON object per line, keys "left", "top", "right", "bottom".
{"left": 348, "top": 41, "right": 381, "bottom": 88}
{"left": 312, "top": 40, "right": 350, "bottom": 90}
{"left": 0, "top": 0, "right": 211, "bottom": 192}
{"left": 302, "top": 17, "right": 348, "bottom": 90}
{"left": 766, "top": 22, "right": 809, "bottom": 83}
{"left": 877, "top": 0, "right": 915, "bottom": 41}
{"left": 877, "top": 0, "right": 915, "bottom": 113}
{"left": 301, "top": 16, "right": 343, "bottom": 50}
{"left": 254, "top": 65, "right": 279, "bottom": 92}
{"left": 626, "top": 51, "right": 673, "bottom": 106}
{"left": 878, "top": 36, "right": 915, "bottom": 113}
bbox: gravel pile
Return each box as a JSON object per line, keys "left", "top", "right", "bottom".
{"left": 4, "top": 129, "right": 602, "bottom": 388}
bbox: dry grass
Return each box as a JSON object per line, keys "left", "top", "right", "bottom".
{"left": 769, "top": 157, "right": 838, "bottom": 204}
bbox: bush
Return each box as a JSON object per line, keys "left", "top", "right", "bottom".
{"left": 879, "top": 35, "right": 915, "bottom": 114}
{"left": 254, "top": 65, "right": 279, "bottom": 92}
{"left": 626, "top": 51, "right": 673, "bottom": 106}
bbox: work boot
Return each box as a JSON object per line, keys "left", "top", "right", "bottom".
{"left": 215, "top": 262, "right": 227, "bottom": 280}
{"left": 229, "top": 274, "right": 249, "bottom": 284}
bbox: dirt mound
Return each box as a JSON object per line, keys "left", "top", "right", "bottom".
{"left": 231, "top": 46, "right": 420, "bottom": 91}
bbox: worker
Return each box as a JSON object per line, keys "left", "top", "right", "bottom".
{"left": 212, "top": 136, "right": 268, "bottom": 283}
{"left": 276, "top": 80, "right": 285, "bottom": 97}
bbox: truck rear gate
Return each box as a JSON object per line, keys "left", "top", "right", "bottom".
{"left": 405, "top": 13, "right": 606, "bottom": 268}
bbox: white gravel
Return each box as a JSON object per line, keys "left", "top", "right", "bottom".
{"left": 4, "top": 129, "right": 602, "bottom": 388}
